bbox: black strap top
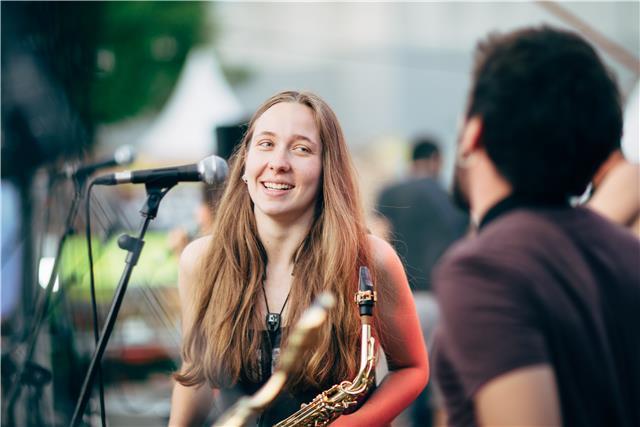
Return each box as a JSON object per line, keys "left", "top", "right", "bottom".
{"left": 215, "top": 328, "right": 322, "bottom": 427}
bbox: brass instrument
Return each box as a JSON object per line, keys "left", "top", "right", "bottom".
{"left": 213, "top": 292, "right": 335, "bottom": 427}
{"left": 274, "top": 266, "right": 378, "bottom": 427}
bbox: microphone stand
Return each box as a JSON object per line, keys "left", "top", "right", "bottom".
{"left": 5, "top": 173, "right": 87, "bottom": 426}
{"left": 69, "top": 182, "right": 175, "bottom": 427}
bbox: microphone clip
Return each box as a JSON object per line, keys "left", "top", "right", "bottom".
{"left": 140, "top": 184, "right": 174, "bottom": 220}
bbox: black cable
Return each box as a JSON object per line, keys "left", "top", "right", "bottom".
{"left": 84, "top": 181, "right": 107, "bottom": 427}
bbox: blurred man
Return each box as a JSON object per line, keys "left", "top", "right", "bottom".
{"left": 433, "top": 26, "right": 640, "bottom": 427}
{"left": 376, "top": 138, "right": 468, "bottom": 427}
{"left": 377, "top": 138, "right": 468, "bottom": 292}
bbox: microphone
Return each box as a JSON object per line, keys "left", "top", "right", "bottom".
{"left": 62, "top": 146, "right": 135, "bottom": 179}
{"left": 93, "top": 155, "right": 228, "bottom": 186}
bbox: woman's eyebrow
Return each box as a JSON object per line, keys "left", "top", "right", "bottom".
{"left": 255, "top": 130, "right": 277, "bottom": 138}
{"left": 255, "top": 130, "right": 319, "bottom": 147}
{"left": 291, "top": 134, "right": 319, "bottom": 147}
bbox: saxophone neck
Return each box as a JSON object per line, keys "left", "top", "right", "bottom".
{"left": 357, "top": 266, "right": 377, "bottom": 376}
{"left": 359, "top": 321, "right": 374, "bottom": 373}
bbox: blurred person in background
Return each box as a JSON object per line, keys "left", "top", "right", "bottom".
{"left": 168, "top": 183, "right": 224, "bottom": 257}
{"left": 169, "top": 91, "right": 428, "bottom": 426}
{"left": 376, "top": 137, "right": 468, "bottom": 427}
{"left": 168, "top": 122, "right": 247, "bottom": 257}
{"left": 377, "top": 138, "right": 469, "bottom": 292}
{"left": 433, "top": 26, "right": 640, "bottom": 427}
{"left": 587, "top": 148, "right": 639, "bottom": 237}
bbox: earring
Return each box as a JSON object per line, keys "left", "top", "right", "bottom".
{"left": 242, "top": 175, "right": 247, "bottom": 184}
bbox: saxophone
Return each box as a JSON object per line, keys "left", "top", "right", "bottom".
{"left": 213, "top": 292, "right": 335, "bottom": 427}
{"left": 274, "top": 266, "right": 378, "bottom": 427}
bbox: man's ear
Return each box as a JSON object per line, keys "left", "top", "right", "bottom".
{"left": 459, "top": 116, "right": 483, "bottom": 158}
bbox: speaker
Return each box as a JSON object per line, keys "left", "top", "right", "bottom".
{"left": 215, "top": 120, "right": 248, "bottom": 161}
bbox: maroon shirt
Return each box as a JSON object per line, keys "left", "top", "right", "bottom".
{"left": 433, "top": 203, "right": 640, "bottom": 427}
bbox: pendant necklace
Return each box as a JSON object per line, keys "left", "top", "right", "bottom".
{"left": 261, "top": 281, "right": 292, "bottom": 336}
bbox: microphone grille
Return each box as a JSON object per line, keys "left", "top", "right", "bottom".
{"left": 199, "top": 155, "right": 229, "bottom": 184}
{"left": 114, "top": 145, "right": 135, "bottom": 165}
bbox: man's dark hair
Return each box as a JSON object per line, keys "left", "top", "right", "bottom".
{"left": 412, "top": 137, "right": 440, "bottom": 161}
{"left": 467, "top": 26, "right": 623, "bottom": 199}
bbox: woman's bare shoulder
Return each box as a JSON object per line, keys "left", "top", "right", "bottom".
{"left": 176, "top": 236, "right": 212, "bottom": 331}
{"left": 179, "top": 235, "right": 213, "bottom": 278}
{"left": 181, "top": 234, "right": 212, "bottom": 256}
{"left": 366, "top": 234, "right": 408, "bottom": 289}
{"left": 366, "top": 234, "right": 399, "bottom": 270}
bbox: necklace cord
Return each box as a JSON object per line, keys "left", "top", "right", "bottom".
{"left": 261, "top": 281, "right": 292, "bottom": 317}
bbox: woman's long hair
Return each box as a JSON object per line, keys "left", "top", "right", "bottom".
{"left": 174, "top": 91, "right": 373, "bottom": 392}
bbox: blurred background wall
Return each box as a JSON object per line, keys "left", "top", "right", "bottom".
{"left": 98, "top": 1, "right": 640, "bottom": 209}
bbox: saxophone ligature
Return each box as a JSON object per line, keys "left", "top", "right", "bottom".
{"left": 213, "top": 292, "right": 336, "bottom": 427}
{"left": 274, "top": 266, "right": 378, "bottom": 427}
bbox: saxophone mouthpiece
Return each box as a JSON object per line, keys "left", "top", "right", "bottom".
{"left": 359, "top": 266, "right": 373, "bottom": 292}
{"left": 357, "top": 266, "right": 376, "bottom": 316}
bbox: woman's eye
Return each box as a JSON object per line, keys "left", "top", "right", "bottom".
{"left": 293, "top": 145, "right": 311, "bottom": 153}
{"left": 258, "top": 140, "right": 273, "bottom": 147}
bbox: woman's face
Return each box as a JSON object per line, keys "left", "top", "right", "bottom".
{"left": 244, "top": 102, "right": 323, "bottom": 224}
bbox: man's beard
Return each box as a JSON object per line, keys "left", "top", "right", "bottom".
{"left": 451, "top": 162, "right": 471, "bottom": 212}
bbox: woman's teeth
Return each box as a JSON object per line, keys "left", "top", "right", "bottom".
{"left": 263, "top": 182, "right": 293, "bottom": 190}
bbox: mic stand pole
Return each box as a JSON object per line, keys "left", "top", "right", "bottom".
{"left": 69, "top": 183, "right": 174, "bottom": 427}
{"left": 6, "top": 174, "right": 85, "bottom": 426}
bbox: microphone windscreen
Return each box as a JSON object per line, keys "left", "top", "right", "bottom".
{"left": 200, "top": 155, "right": 228, "bottom": 184}
{"left": 114, "top": 146, "right": 135, "bottom": 166}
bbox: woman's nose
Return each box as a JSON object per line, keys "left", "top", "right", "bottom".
{"left": 268, "top": 149, "right": 291, "bottom": 172}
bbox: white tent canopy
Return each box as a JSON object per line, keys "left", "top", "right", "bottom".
{"left": 137, "top": 48, "right": 244, "bottom": 162}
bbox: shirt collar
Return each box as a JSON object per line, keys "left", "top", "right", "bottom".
{"left": 478, "top": 193, "right": 569, "bottom": 231}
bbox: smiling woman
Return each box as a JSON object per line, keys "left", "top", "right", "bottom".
{"left": 169, "top": 91, "right": 429, "bottom": 427}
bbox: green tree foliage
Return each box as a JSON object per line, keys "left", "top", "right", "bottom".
{"left": 91, "top": 1, "right": 210, "bottom": 123}
{"left": 2, "top": 1, "right": 209, "bottom": 130}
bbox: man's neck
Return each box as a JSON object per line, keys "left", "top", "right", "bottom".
{"left": 468, "top": 155, "right": 512, "bottom": 226}
{"left": 472, "top": 187, "right": 512, "bottom": 226}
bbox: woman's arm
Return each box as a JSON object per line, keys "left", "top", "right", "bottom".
{"left": 169, "top": 383, "right": 215, "bottom": 427}
{"left": 333, "top": 235, "right": 429, "bottom": 427}
{"left": 588, "top": 161, "right": 640, "bottom": 235}
{"left": 169, "top": 237, "right": 215, "bottom": 426}
{"left": 475, "top": 364, "right": 561, "bottom": 426}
